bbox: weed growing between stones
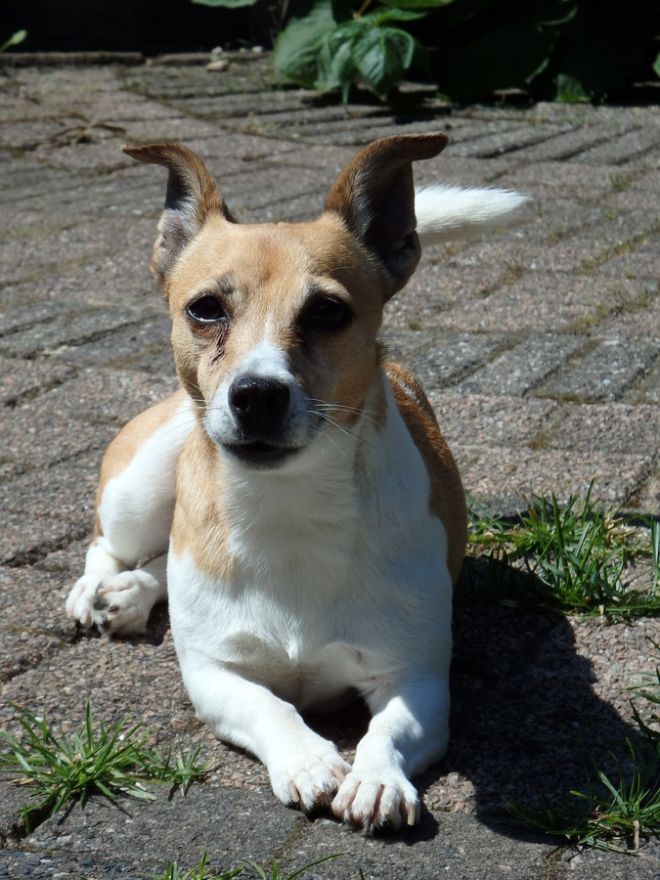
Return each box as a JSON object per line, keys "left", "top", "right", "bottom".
{"left": 466, "top": 488, "right": 659, "bottom": 852}
{"left": 151, "top": 852, "right": 342, "bottom": 880}
{"left": 465, "top": 486, "right": 659, "bottom": 618}
{"left": 0, "top": 701, "right": 208, "bottom": 831}
{"left": 511, "top": 640, "right": 660, "bottom": 853}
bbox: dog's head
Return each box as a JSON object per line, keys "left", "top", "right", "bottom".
{"left": 124, "top": 134, "right": 447, "bottom": 468}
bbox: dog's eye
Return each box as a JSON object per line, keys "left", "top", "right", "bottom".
{"left": 299, "top": 296, "right": 353, "bottom": 334}
{"left": 187, "top": 295, "right": 227, "bottom": 324}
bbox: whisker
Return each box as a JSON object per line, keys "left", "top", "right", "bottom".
{"left": 312, "top": 410, "right": 372, "bottom": 447}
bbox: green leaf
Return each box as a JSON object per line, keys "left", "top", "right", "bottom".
{"left": 654, "top": 53, "right": 660, "bottom": 79}
{"left": 362, "top": 7, "right": 427, "bottom": 24}
{"left": 192, "top": 0, "right": 259, "bottom": 6}
{"left": 0, "top": 29, "right": 27, "bottom": 53}
{"left": 315, "top": 21, "right": 361, "bottom": 91}
{"left": 555, "top": 73, "right": 590, "bottom": 103}
{"left": 352, "top": 26, "right": 416, "bottom": 97}
{"left": 274, "top": 0, "right": 338, "bottom": 87}
{"left": 379, "top": 0, "right": 455, "bottom": 7}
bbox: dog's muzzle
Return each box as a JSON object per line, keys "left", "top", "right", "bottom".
{"left": 224, "top": 374, "right": 299, "bottom": 466}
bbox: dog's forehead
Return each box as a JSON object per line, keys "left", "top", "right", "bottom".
{"left": 169, "top": 213, "right": 372, "bottom": 301}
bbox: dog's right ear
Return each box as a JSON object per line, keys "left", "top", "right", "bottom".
{"left": 123, "top": 143, "right": 234, "bottom": 282}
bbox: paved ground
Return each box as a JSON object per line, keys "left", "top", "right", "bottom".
{"left": 0, "top": 54, "right": 658, "bottom": 879}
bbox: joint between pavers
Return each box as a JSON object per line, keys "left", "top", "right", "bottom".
{"left": 268, "top": 815, "right": 317, "bottom": 867}
{"left": 529, "top": 339, "right": 602, "bottom": 402}
{"left": 2, "top": 522, "right": 91, "bottom": 569}
{"left": 578, "top": 225, "right": 660, "bottom": 275}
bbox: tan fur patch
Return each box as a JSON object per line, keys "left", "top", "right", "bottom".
{"left": 170, "top": 424, "right": 236, "bottom": 581}
{"left": 386, "top": 363, "right": 467, "bottom": 583}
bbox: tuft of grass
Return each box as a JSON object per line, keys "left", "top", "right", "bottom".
{"left": 466, "top": 486, "right": 659, "bottom": 618}
{"left": 512, "top": 740, "right": 659, "bottom": 853}
{"left": 0, "top": 702, "right": 209, "bottom": 830}
{"left": 151, "top": 852, "right": 241, "bottom": 880}
{"left": 151, "top": 853, "right": 342, "bottom": 880}
{"left": 630, "top": 638, "right": 660, "bottom": 746}
{"left": 513, "top": 639, "right": 660, "bottom": 853}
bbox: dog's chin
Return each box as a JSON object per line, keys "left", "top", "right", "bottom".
{"left": 222, "top": 441, "right": 302, "bottom": 469}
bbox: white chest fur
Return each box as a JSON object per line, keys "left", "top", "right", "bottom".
{"left": 167, "top": 384, "right": 452, "bottom": 711}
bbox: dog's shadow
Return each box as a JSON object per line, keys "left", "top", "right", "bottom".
{"left": 309, "top": 556, "right": 646, "bottom": 842}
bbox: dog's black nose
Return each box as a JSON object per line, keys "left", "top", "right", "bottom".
{"left": 229, "top": 375, "right": 291, "bottom": 440}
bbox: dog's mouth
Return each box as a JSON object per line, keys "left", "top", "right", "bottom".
{"left": 222, "top": 441, "right": 302, "bottom": 468}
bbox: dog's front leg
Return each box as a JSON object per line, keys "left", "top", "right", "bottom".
{"left": 332, "top": 675, "right": 450, "bottom": 831}
{"left": 180, "top": 661, "right": 350, "bottom": 812}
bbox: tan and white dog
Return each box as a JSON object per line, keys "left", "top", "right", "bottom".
{"left": 66, "top": 133, "right": 525, "bottom": 832}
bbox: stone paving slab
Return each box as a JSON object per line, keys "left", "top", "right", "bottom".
{"left": 1, "top": 54, "right": 659, "bottom": 879}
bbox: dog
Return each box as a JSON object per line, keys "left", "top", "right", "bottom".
{"left": 66, "top": 133, "right": 525, "bottom": 832}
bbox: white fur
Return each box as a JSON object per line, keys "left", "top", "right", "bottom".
{"left": 168, "top": 383, "right": 452, "bottom": 830}
{"left": 414, "top": 184, "right": 528, "bottom": 244}
{"left": 66, "top": 395, "right": 196, "bottom": 634}
{"left": 205, "top": 340, "right": 311, "bottom": 450}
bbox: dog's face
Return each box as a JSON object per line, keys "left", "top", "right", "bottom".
{"left": 125, "top": 134, "right": 447, "bottom": 468}
{"left": 168, "top": 215, "right": 385, "bottom": 467}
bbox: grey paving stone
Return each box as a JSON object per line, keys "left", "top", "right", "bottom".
{"left": 574, "top": 125, "right": 660, "bottom": 166}
{"left": 26, "top": 787, "right": 299, "bottom": 870}
{"left": 599, "top": 247, "right": 660, "bottom": 281}
{"left": 626, "top": 467, "right": 660, "bottom": 515}
{"left": 456, "top": 445, "right": 651, "bottom": 512}
{"left": 285, "top": 813, "right": 554, "bottom": 880}
{"left": 438, "top": 274, "right": 654, "bottom": 335}
{"left": 593, "top": 290, "right": 660, "bottom": 344}
{"left": 457, "top": 335, "right": 585, "bottom": 397}
{"left": 0, "top": 565, "right": 74, "bottom": 682}
{"left": 540, "top": 402, "right": 660, "bottom": 455}
{"left": 36, "top": 367, "right": 178, "bottom": 425}
{"left": 0, "top": 782, "right": 29, "bottom": 848}
{"left": 49, "top": 314, "right": 172, "bottom": 370}
{"left": 0, "top": 307, "right": 148, "bottom": 359}
{"left": 507, "top": 122, "right": 635, "bottom": 163}
{"left": 0, "top": 451, "right": 100, "bottom": 529}
{"left": 0, "top": 357, "right": 74, "bottom": 405}
{"left": 383, "top": 262, "right": 516, "bottom": 333}
{"left": 0, "top": 513, "right": 90, "bottom": 568}
{"left": 428, "top": 391, "right": 558, "bottom": 447}
{"left": 0, "top": 849, "right": 161, "bottom": 879}
{"left": 384, "top": 329, "right": 509, "bottom": 389}
{"left": 507, "top": 161, "right": 618, "bottom": 197}
{"left": 627, "top": 358, "right": 660, "bottom": 405}
{"left": 540, "top": 338, "right": 659, "bottom": 401}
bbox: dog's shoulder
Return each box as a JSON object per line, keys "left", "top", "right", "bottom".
{"left": 384, "top": 362, "right": 467, "bottom": 581}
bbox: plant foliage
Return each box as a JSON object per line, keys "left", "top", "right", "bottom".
{"left": 151, "top": 852, "right": 341, "bottom": 880}
{"left": 0, "top": 702, "right": 208, "bottom": 830}
{"left": 466, "top": 486, "right": 659, "bottom": 618}
{"left": 191, "top": 0, "right": 659, "bottom": 101}
{"left": 513, "top": 640, "right": 660, "bottom": 853}
{"left": 275, "top": 0, "right": 452, "bottom": 102}
{"left": 0, "top": 29, "right": 27, "bottom": 53}
{"left": 512, "top": 740, "right": 660, "bottom": 853}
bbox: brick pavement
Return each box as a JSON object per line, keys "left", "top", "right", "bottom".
{"left": 0, "top": 55, "right": 658, "bottom": 878}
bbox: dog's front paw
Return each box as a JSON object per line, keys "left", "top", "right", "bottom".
{"left": 90, "top": 571, "right": 158, "bottom": 635}
{"left": 66, "top": 574, "right": 102, "bottom": 627}
{"left": 268, "top": 739, "right": 350, "bottom": 814}
{"left": 66, "top": 572, "right": 155, "bottom": 635}
{"left": 331, "top": 767, "right": 420, "bottom": 832}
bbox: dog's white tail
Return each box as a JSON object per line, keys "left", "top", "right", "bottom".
{"left": 414, "top": 185, "right": 528, "bottom": 245}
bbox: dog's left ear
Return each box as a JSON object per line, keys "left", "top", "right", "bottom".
{"left": 325, "top": 132, "right": 448, "bottom": 297}
{"left": 123, "top": 143, "right": 234, "bottom": 282}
